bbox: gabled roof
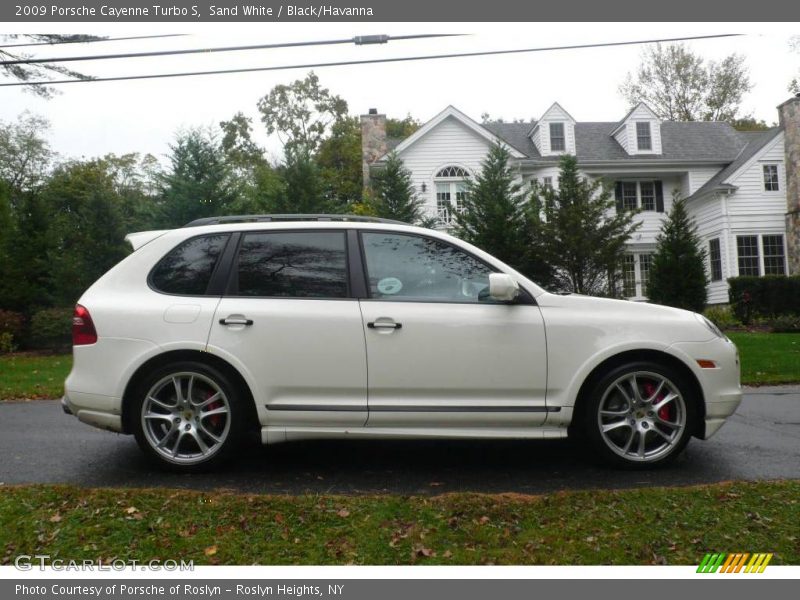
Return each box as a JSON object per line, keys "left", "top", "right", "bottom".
{"left": 385, "top": 105, "right": 525, "bottom": 160}
{"left": 530, "top": 102, "right": 576, "bottom": 134}
{"left": 687, "top": 128, "right": 783, "bottom": 200}
{"left": 609, "top": 101, "right": 660, "bottom": 136}
{"left": 482, "top": 120, "right": 749, "bottom": 163}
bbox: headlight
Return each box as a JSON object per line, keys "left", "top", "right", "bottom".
{"left": 694, "top": 313, "right": 724, "bottom": 339}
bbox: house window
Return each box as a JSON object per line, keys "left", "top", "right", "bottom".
{"left": 622, "top": 255, "right": 637, "bottom": 298}
{"left": 434, "top": 166, "right": 470, "bottom": 226}
{"left": 639, "top": 253, "right": 653, "bottom": 296}
{"left": 621, "top": 253, "right": 654, "bottom": 298}
{"left": 549, "top": 122, "right": 565, "bottom": 152}
{"left": 616, "top": 181, "right": 662, "bottom": 212}
{"left": 639, "top": 182, "right": 656, "bottom": 211}
{"left": 709, "top": 238, "right": 723, "bottom": 282}
{"left": 636, "top": 122, "right": 652, "bottom": 151}
{"left": 763, "top": 164, "right": 780, "bottom": 192}
{"left": 763, "top": 234, "right": 786, "bottom": 275}
{"left": 542, "top": 176, "right": 553, "bottom": 188}
{"left": 737, "top": 235, "right": 760, "bottom": 276}
{"left": 622, "top": 182, "right": 638, "bottom": 210}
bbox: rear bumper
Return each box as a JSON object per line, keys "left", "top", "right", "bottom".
{"left": 62, "top": 390, "right": 123, "bottom": 433}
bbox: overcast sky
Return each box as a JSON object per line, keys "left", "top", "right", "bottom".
{"left": 2, "top": 22, "right": 798, "bottom": 165}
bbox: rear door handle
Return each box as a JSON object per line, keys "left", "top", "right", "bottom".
{"left": 219, "top": 316, "right": 253, "bottom": 326}
{"left": 367, "top": 321, "right": 402, "bottom": 330}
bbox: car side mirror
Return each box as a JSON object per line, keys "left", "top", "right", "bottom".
{"left": 488, "top": 273, "right": 520, "bottom": 302}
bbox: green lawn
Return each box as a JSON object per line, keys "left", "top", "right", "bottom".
{"left": 0, "top": 332, "right": 799, "bottom": 401}
{"left": 0, "top": 353, "right": 71, "bottom": 400}
{"left": 0, "top": 480, "right": 797, "bottom": 565}
{"left": 727, "top": 332, "right": 800, "bottom": 386}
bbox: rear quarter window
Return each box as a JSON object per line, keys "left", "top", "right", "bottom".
{"left": 150, "top": 234, "right": 229, "bottom": 295}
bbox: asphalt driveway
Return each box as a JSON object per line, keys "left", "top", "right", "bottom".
{"left": 0, "top": 386, "right": 798, "bottom": 495}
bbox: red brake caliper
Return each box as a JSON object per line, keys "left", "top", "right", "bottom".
{"left": 205, "top": 390, "right": 222, "bottom": 428}
{"left": 643, "top": 381, "right": 671, "bottom": 421}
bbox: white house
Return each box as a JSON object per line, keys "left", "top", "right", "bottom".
{"left": 360, "top": 95, "right": 800, "bottom": 304}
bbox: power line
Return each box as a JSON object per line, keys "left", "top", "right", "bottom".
{"left": 0, "top": 33, "right": 464, "bottom": 66}
{"left": 0, "top": 34, "right": 188, "bottom": 50}
{"left": 0, "top": 33, "right": 744, "bottom": 89}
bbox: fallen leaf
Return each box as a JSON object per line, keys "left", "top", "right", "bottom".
{"left": 478, "top": 516, "right": 490, "bottom": 525}
{"left": 49, "top": 514, "right": 62, "bottom": 523}
{"left": 337, "top": 509, "right": 350, "bottom": 518}
{"left": 125, "top": 506, "right": 139, "bottom": 514}
{"left": 274, "top": 513, "right": 284, "bottom": 523}
{"left": 204, "top": 545, "right": 218, "bottom": 556}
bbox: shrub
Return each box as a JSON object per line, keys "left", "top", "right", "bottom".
{"left": 0, "top": 332, "right": 15, "bottom": 354}
{"left": 703, "top": 305, "right": 740, "bottom": 330}
{"left": 728, "top": 276, "right": 800, "bottom": 324}
{"left": 769, "top": 315, "right": 800, "bottom": 333}
{"left": 29, "top": 307, "right": 73, "bottom": 351}
{"left": 0, "top": 309, "right": 25, "bottom": 339}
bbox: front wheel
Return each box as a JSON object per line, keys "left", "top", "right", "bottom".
{"left": 579, "top": 362, "right": 698, "bottom": 469}
{"left": 131, "top": 361, "right": 245, "bottom": 471}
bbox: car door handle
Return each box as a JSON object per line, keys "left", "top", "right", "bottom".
{"left": 219, "top": 316, "right": 253, "bottom": 326}
{"left": 367, "top": 321, "right": 402, "bottom": 330}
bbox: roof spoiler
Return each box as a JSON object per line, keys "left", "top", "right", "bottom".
{"left": 124, "top": 230, "right": 169, "bottom": 251}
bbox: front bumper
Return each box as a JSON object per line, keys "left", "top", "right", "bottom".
{"left": 668, "top": 337, "right": 742, "bottom": 439}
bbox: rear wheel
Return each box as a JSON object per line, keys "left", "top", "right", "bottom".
{"left": 579, "top": 361, "right": 697, "bottom": 468}
{"left": 131, "top": 361, "right": 246, "bottom": 471}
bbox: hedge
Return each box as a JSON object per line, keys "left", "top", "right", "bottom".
{"left": 728, "top": 275, "right": 800, "bottom": 324}
{"left": 29, "top": 307, "right": 73, "bottom": 351}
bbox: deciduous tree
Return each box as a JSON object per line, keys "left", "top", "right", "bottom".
{"left": 620, "top": 43, "right": 752, "bottom": 122}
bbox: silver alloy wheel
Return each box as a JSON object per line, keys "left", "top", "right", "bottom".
{"left": 596, "top": 371, "right": 687, "bottom": 463}
{"left": 141, "top": 371, "right": 231, "bottom": 465}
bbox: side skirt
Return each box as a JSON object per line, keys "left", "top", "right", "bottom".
{"left": 261, "top": 426, "right": 568, "bottom": 445}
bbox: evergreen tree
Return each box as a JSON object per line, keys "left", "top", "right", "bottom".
{"left": 159, "top": 128, "right": 237, "bottom": 227}
{"left": 369, "top": 152, "right": 427, "bottom": 224}
{"left": 647, "top": 196, "right": 708, "bottom": 311}
{"left": 531, "top": 155, "right": 640, "bottom": 295}
{"left": 316, "top": 116, "right": 363, "bottom": 210}
{"left": 453, "top": 144, "right": 552, "bottom": 285}
{"left": 270, "top": 147, "right": 327, "bottom": 214}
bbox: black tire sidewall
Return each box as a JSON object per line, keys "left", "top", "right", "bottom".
{"left": 131, "top": 360, "right": 246, "bottom": 471}
{"left": 580, "top": 361, "right": 698, "bottom": 469}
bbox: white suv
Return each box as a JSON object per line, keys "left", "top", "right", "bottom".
{"left": 63, "top": 215, "right": 741, "bottom": 470}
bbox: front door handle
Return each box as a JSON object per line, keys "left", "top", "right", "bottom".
{"left": 219, "top": 316, "right": 253, "bottom": 326}
{"left": 367, "top": 321, "right": 402, "bottom": 330}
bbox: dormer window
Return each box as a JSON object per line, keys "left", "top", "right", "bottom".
{"left": 549, "top": 123, "right": 565, "bottom": 152}
{"left": 636, "top": 122, "right": 652, "bottom": 151}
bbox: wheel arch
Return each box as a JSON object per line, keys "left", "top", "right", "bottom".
{"left": 570, "top": 349, "right": 706, "bottom": 438}
{"left": 121, "top": 349, "right": 259, "bottom": 435}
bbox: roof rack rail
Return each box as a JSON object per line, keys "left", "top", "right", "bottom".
{"left": 183, "top": 214, "right": 409, "bottom": 228}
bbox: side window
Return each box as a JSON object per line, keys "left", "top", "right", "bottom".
{"left": 361, "top": 232, "right": 494, "bottom": 303}
{"left": 235, "top": 231, "right": 348, "bottom": 298}
{"left": 150, "top": 234, "right": 229, "bottom": 295}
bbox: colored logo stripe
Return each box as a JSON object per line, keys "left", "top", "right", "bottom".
{"left": 697, "top": 553, "right": 772, "bottom": 573}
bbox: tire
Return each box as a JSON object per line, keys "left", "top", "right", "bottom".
{"left": 577, "top": 361, "right": 698, "bottom": 469}
{"left": 131, "top": 360, "right": 248, "bottom": 472}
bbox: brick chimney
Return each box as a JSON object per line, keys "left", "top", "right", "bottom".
{"left": 779, "top": 94, "right": 800, "bottom": 275}
{"left": 360, "top": 108, "right": 387, "bottom": 191}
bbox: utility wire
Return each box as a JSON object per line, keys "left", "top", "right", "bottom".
{"left": 0, "top": 34, "right": 188, "bottom": 49}
{"left": 0, "top": 33, "right": 744, "bottom": 89}
{"left": 0, "top": 33, "right": 463, "bottom": 66}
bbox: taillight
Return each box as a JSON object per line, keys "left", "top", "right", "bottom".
{"left": 73, "top": 304, "right": 98, "bottom": 346}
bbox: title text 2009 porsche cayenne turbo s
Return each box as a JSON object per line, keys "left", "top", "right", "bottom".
{"left": 63, "top": 215, "right": 741, "bottom": 471}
